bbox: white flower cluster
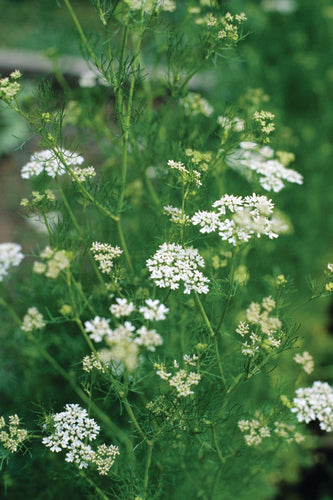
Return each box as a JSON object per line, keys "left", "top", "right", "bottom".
{"left": 20, "top": 189, "right": 56, "bottom": 208}
{"left": 83, "top": 298, "right": 167, "bottom": 372}
{"left": 110, "top": 298, "right": 135, "bottom": 318}
{"left": 84, "top": 316, "right": 112, "bottom": 343}
{"left": 193, "top": 11, "right": 247, "bottom": 46}
{"left": 21, "top": 307, "right": 45, "bottom": 332}
{"left": 236, "top": 296, "right": 282, "bottom": 356}
{"left": 217, "top": 115, "right": 245, "bottom": 133}
{"left": 238, "top": 413, "right": 304, "bottom": 447}
{"left": 0, "top": 243, "right": 24, "bottom": 281}
{"left": 155, "top": 357, "right": 201, "bottom": 397}
{"left": 253, "top": 110, "right": 275, "bottom": 136}
{"left": 83, "top": 352, "right": 107, "bottom": 374}
{"left": 180, "top": 92, "right": 213, "bottom": 117}
{"left": 109, "top": 297, "right": 169, "bottom": 321}
{"left": 147, "top": 242, "right": 210, "bottom": 294}
{"left": 124, "top": 0, "right": 176, "bottom": 14}
{"left": 0, "top": 415, "right": 28, "bottom": 453}
{"left": 90, "top": 242, "right": 123, "bottom": 274}
{"left": 42, "top": 404, "right": 119, "bottom": 473}
{"left": 139, "top": 299, "right": 169, "bottom": 321}
{"left": 163, "top": 205, "right": 191, "bottom": 225}
{"left": 226, "top": 142, "right": 303, "bottom": 192}
{"left": 294, "top": 351, "right": 314, "bottom": 374}
{"left": 33, "top": 246, "right": 70, "bottom": 279}
{"left": 167, "top": 160, "right": 202, "bottom": 187}
{"left": 291, "top": 381, "right": 333, "bottom": 431}
{"left": 21, "top": 149, "right": 84, "bottom": 179}
{"left": 0, "top": 70, "right": 21, "bottom": 100}
{"left": 192, "top": 194, "right": 279, "bottom": 246}
{"left": 274, "top": 422, "right": 304, "bottom": 444}
{"left": 71, "top": 166, "right": 96, "bottom": 182}
{"left": 238, "top": 417, "right": 270, "bottom": 446}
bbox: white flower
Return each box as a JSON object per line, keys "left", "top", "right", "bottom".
{"left": 238, "top": 416, "right": 271, "bottom": 446}
{"left": 163, "top": 205, "right": 190, "bottom": 225}
{"left": 139, "top": 299, "right": 169, "bottom": 320}
{"left": 168, "top": 369, "right": 201, "bottom": 397}
{"left": 183, "top": 354, "right": 198, "bottom": 366}
{"left": 191, "top": 211, "right": 220, "bottom": 233}
{"left": 21, "top": 307, "right": 45, "bottom": 332}
{"left": 42, "top": 404, "right": 119, "bottom": 473}
{"left": 84, "top": 317, "right": 112, "bottom": 342}
{"left": 134, "top": 326, "right": 163, "bottom": 351}
{"left": 0, "top": 243, "right": 24, "bottom": 281}
{"left": 106, "top": 321, "right": 135, "bottom": 343}
{"left": 124, "top": 0, "right": 176, "bottom": 14}
{"left": 180, "top": 92, "right": 213, "bottom": 117}
{"left": 226, "top": 143, "right": 303, "bottom": 193}
{"left": 71, "top": 166, "right": 96, "bottom": 182}
{"left": 293, "top": 351, "right": 314, "bottom": 374}
{"left": 21, "top": 150, "right": 84, "bottom": 179}
{"left": 90, "top": 242, "right": 122, "bottom": 274}
{"left": 291, "top": 381, "right": 333, "bottom": 431}
{"left": 147, "top": 243, "right": 209, "bottom": 294}
{"left": 193, "top": 194, "right": 279, "bottom": 247}
{"left": 110, "top": 298, "right": 135, "bottom": 318}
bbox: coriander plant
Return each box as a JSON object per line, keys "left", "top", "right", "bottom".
{"left": 0, "top": 1, "right": 332, "bottom": 499}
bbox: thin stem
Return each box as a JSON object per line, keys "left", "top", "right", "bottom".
{"left": 56, "top": 178, "right": 82, "bottom": 235}
{"left": 77, "top": 469, "right": 109, "bottom": 500}
{"left": 194, "top": 292, "right": 215, "bottom": 337}
{"left": 63, "top": 0, "right": 101, "bottom": 69}
{"left": 117, "top": 221, "right": 134, "bottom": 273}
{"left": 143, "top": 442, "right": 153, "bottom": 499}
{"left": 209, "top": 464, "right": 223, "bottom": 500}
{"left": 0, "top": 297, "right": 21, "bottom": 324}
{"left": 123, "top": 397, "right": 148, "bottom": 443}
{"left": 211, "top": 425, "right": 225, "bottom": 465}
{"left": 194, "top": 292, "right": 225, "bottom": 384}
{"left": 216, "top": 250, "right": 238, "bottom": 334}
{"left": 144, "top": 170, "right": 161, "bottom": 208}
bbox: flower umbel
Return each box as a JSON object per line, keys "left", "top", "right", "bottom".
{"left": 147, "top": 242, "right": 210, "bottom": 294}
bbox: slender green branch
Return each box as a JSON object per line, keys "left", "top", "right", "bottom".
{"left": 123, "top": 397, "right": 149, "bottom": 443}
{"left": 216, "top": 250, "right": 238, "bottom": 334}
{"left": 194, "top": 292, "right": 215, "bottom": 337}
{"left": 194, "top": 292, "right": 225, "bottom": 383}
{"left": 77, "top": 469, "right": 110, "bottom": 500}
{"left": 63, "top": 0, "right": 101, "bottom": 69}
{"left": 143, "top": 442, "right": 153, "bottom": 499}
{"left": 211, "top": 425, "right": 225, "bottom": 465}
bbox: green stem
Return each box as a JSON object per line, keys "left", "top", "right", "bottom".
{"left": 56, "top": 178, "right": 82, "bottom": 235}
{"left": 143, "top": 442, "right": 153, "bottom": 499}
{"left": 144, "top": 170, "right": 161, "bottom": 208}
{"left": 194, "top": 292, "right": 215, "bottom": 337}
{"left": 63, "top": 0, "right": 101, "bottom": 69}
{"left": 117, "top": 220, "right": 134, "bottom": 273}
{"left": 194, "top": 292, "right": 225, "bottom": 384}
{"left": 0, "top": 297, "right": 21, "bottom": 324}
{"left": 211, "top": 425, "right": 225, "bottom": 465}
{"left": 123, "top": 397, "right": 149, "bottom": 443}
{"left": 216, "top": 250, "right": 238, "bottom": 335}
{"left": 77, "top": 469, "right": 109, "bottom": 500}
